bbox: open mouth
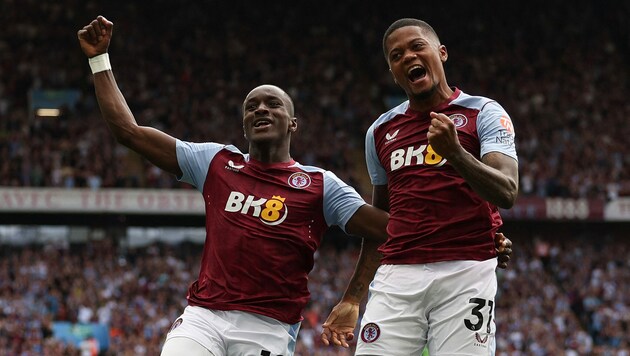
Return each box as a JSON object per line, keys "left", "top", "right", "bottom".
{"left": 254, "top": 119, "right": 271, "bottom": 128}
{"left": 407, "top": 65, "right": 426, "bottom": 83}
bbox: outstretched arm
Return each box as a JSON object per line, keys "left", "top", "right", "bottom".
{"left": 77, "top": 16, "right": 181, "bottom": 176}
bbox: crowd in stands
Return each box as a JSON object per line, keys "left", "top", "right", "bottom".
{"left": 1, "top": 226, "right": 629, "bottom": 355}
{"left": 495, "top": 226, "right": 630, "bottom": 355}
{"left": 1, "top": 1, "right": 629, "bottom": 199}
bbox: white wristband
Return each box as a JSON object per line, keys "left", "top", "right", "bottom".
{"left": 88, "top": 53, "right": 111, "bottom": 74}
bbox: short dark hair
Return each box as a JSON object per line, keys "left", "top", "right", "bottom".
{"left": 382, "top": 18, "right": 440, "bottom": 60}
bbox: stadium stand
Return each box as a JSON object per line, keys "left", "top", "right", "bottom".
{"left": 2, "top": 1, "right": 628, "bottom": 198}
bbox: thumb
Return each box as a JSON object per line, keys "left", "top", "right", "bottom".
{"left": 495, "top": 232, "right": 505, "bottom": 243}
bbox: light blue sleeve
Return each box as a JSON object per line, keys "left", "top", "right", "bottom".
{"left": 176, "top": 139, "right": 225, "bottom": 192}
{"left": 477, "top": 102, "right": 518, "bottom": 161}
{"left": 322, "top": 171, "right": 366, "bottom": 233}
{"left": 365, "top": 124, "right": 388, "bottom": 185}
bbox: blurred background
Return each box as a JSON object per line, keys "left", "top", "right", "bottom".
{"left": 1, "top": 0, "right": 629, "bottom": 355}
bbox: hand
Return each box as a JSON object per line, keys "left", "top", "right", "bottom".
{"left": 427, "top": 112, "right": 463, "bottom": 160}
{"left": 77, "top": 15, "right": 113, "bottom": 58}
{"left": 321, "top": 301, "right": 359, "bottom": 348}
{"left": 495, "top": 232, "right": 513, "bottom": 269}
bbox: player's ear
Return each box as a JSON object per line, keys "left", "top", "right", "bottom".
{"left": 439, "top": 45, "right": 448, "bottom": 63}
{"left": 289, "top": 117, "right": 298, "bottom": 133}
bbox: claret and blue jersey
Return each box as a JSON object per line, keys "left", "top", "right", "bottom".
{"left": 175, "top": 140, "right": 365, "bottom": 325}
{"left": 365, "top": 87, "right": 518, "bottom": 265}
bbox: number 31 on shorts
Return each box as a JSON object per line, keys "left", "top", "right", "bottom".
{"left": 464, "top": 297, "right": 494, "bottom": 333}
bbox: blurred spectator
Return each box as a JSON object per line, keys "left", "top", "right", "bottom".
{"left": 1, "top": 227, "right": 629, "bottom": 354}
{"left": 1, "top": 1, "right": 628, "bottom": 199}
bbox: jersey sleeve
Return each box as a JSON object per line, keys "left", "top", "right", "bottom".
{"left": 477, "top": 101, "right": 518, "bottom": 161}
{"left": 176, "top": 139, "right": 225, "bottom": 191}
{"left": 365, "top": 124, "right": 388, "bottom": 185}
{"left": 322, "top": 171, "right": 366, "bottom": 233}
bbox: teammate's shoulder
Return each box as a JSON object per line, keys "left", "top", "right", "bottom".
{"left": 369, "top": 100, "right": 410, "bottom": 132}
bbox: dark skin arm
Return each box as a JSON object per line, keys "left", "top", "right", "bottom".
{"left": 321, "top": 185, "right": 388, "bottom": 347}
{"left": 322, "top": 198, "right": 390, "bottom": 347}
{"left": 343, "top": 185, "right": 390, "bottom": 302}
{"left": 428, "top": 112, "right": 519, "bottom": 209}
{"left": 320, "top": 237, "right": 382, "bottom": 347}
{"left": 344, "top": 204, "right": 388, "bottom": 242}
{"left": 77, "top": 16, "right": 181, "bottom": 176}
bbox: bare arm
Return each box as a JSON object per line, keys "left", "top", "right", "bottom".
{"left": 345, "top": 204, "right": 388, "bottom": 242}
{"left": 77, "top": 16, "right": 181, "bottom": 176}
{"left": 321, "top": 185, "right": 387, "bottom": 347}
{"left": 448, "top": 150, "right": 518, "bottom": 209}
{"left": 320, "top": 237, "right": 382, "bottom": 347}
{"left": 93, "top": 71, "right": 181, "bottom": 175}
{"left": 342, "top": 185, "right": 388, "bottom": 303}
{"left": 428, "top": 112, "right": 518, "bottom": 208}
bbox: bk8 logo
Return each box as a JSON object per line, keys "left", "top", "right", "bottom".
{"left": 390, "top": 144, "right": 446, "bottom": 171}
{"left": 224, "top": 192, "right": 288, "bottom": 225}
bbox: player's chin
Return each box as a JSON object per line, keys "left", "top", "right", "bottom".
{"left": 250, "top": 129, "right": 272, "bottom": 138}
{"left": 249, "top": 133, "right": 281, "bottom": 145}
{"left": 249, "top": 133, "right": 277, "bottom": 143}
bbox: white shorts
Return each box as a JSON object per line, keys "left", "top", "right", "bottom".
{"left": 356, "top": 259, "right": 498, "bottom": 356}
{"left": 163, "top": 306, "right": 300, "bottom": 356}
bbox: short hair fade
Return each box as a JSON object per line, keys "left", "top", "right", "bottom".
{"left": 382, "top": 18, "right": 440, "bottom": 60}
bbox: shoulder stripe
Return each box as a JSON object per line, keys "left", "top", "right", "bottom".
{"left": 369, "top": 100, "right": 409, "bottom": 132}
{"left": 291, "top": 162, "right": 326, "bottom": 174}
{"left": 451, "top": 91, "right": 494, "bottom": 111}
